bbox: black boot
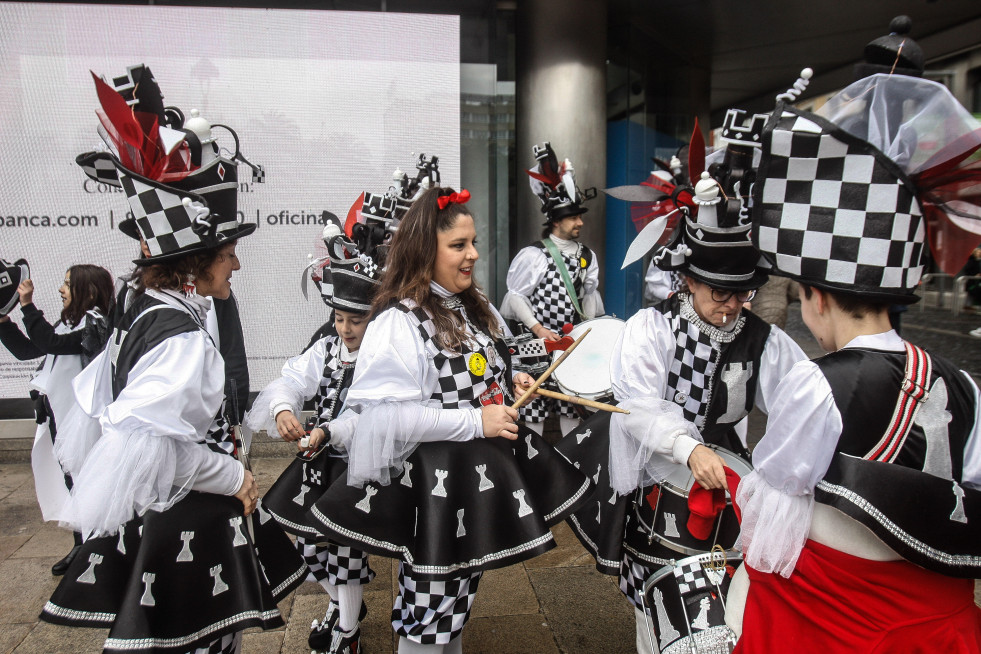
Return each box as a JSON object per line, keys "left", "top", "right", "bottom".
{"left": 51, "top": 545, "right": 81, "bottom": 576}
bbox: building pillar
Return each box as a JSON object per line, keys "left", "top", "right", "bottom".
{"left": 515, "top": 0, "right": 608, "bottom": 287}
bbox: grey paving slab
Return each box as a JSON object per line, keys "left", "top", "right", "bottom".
{"left": 463, "top": 614, "right": 561, "bottom": 654}
{"left": 0, "top": 557, "right": 62, "bottom": 625}
{"left": 11, "top": 622, "right": 107, "bottom": 654}
{"left": 528, "top": 566, "right": 635, "bottom": 654}
{"left": 471, "top": 564, "right": 539, "bottom": 618}
{"left": 239, "top": 629, "right": 284, "bottom": 654}
{"left": 523, "top": 521, "right": 594, "bottom": 570}
{"left": 0, "top": 623, "right": 32, "bottom": 654}
{"left": 0, "top": 463, "right": 32, "bottom": 497}
{"left": 9, "top": 522, "right": 73, "bottom": 559}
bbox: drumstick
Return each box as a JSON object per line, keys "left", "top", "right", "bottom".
{"left": 533, "top": 388, "right": 630, "bottom": 414}
{"left": 511, "top": 328, "right": 591, "bottom": 410}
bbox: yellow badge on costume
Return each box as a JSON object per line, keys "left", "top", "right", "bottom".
{"left": 468, "top": 352, "right": 487, "bottom": 376}
{"left": 580, "top": 257, "right": 587, "bottom": 268}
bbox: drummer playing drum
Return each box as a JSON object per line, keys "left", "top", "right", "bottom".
{"left": 500, "top": 142, "right": 604, "bottom": 439}
{"left": 597, "top": 119, "right": 806, "bottom": 654}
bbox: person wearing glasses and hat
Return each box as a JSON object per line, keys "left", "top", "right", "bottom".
{"left": 561, "top": 111, "right": 806, "bottom": 653}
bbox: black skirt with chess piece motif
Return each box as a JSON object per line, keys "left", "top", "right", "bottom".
{"left": 263, "top": 444, "right": 349, "bottom": 540}
{"left": 41, "top": 492, "right": 307, "bottom": 652}
{"left": 308, "top": 425, "right": 593, "bottom": 581}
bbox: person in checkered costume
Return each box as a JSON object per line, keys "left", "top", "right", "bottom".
{"left": 727, "top": 61, "right": 981, "bottom": 653}
{"left": 247, "top": 229, "right": 381, "bottom": 654}
{"left": 557, "top": 109, "right": 807, "bottom": 653}
{"left": 307, "top": 187, "right": 591, "bottom": 653}
{"left": 40, "top": 64, "right": 306, "bottom": 654}
{"left": 500, "top": 142, "right": 604, "bottom": 438}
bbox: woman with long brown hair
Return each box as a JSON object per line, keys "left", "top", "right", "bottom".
{"left": 308, "top": 186, "right": 591, "bottom": 654}
{"left": 0, "top": 263, "right": 114, "bottom": 575}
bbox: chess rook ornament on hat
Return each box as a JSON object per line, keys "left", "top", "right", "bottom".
{"left": 752, "top": 69, "right": 981, "bottom": 302}
{"left": 527, "top": 142, "right": 597, "bottom": 225}
{"left": 75, "top": 64, "right": 263, "bottom": 263}
{"left": 0, "top": 259, "right": 29, "bottom": 317}
{"left": 613, "top": 112, "right": 770, "bottom": 291}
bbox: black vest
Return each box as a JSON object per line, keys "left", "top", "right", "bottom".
{"left": 814, "top": 348, "right": 981, "bottom": 577}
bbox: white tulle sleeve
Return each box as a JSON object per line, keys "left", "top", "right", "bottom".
{"left": 737, "top": 360, "right": 842, "bottom": 577}
{"left": 57, "top": 331, "right": 243, "bottom": 539}
{"left": 607, "top": 308, "right": 702, "bottom": 493}
{"left": 245, "top": 337, "right": 330, "bottom": 437}
{"left": 330, "top": 307, "right": 483, "bottom": 487}
{"left": 499, "top": 246, "right": 549, "bottom": 328}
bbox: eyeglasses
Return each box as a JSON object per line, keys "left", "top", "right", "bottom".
{"left": 710, "top": 288, "right": 757, "bottom": 303}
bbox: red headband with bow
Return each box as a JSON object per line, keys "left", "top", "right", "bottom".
{"left": 437, "top": 189, "right": 471, "bottom": 210}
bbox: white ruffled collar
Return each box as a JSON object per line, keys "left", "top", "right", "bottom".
{"left": 147, "top": 288, "right": 211, "bottom": 326}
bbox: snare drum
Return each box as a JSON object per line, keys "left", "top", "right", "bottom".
{"left": 634, "top": 445, "right": 751, "bottom": 556}
{"left": 642, "top": 550, "right": 741, "bottom": 654}
{"left": 550, "top": 316, "right": 625, "bottom": 402}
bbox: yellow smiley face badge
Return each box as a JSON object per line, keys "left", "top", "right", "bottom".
{"left": 468, "top": 352, "right": 487, "bottom": 376}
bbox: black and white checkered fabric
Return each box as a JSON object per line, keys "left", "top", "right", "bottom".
{"left": 190, "top": 631, "right": 241, "bottom": 654}
{"left": 119, "top": 173, "right": 213, "bottom": 259}
{"left": 673, "top": 558, "right": 712, "bottom": 594}
{"left": 315, "top": 338, "right": 351, "bottom": 423}
{"left": 77, "top": 152, "right": 123, "bottom": 188}
{"left": 754, "top": 109, "right": 925, "bottom": 295}
{"left": 400, "top": 305, "right": 508, "bottom": 410}
{"left": 619, "top": 553, "right": 658, "bottom": 613}
{"left": 393, "top": 563, "right": 482, "bottom": 645}
{"left": 518, "top": 386, "right": 580, "bottom": 422}
{"left": 204, "top": 407, "right": 234, "bottom": 456}
{"left": 531, "top": 247, "right": 586, "bottom": 333}
{"left": 296, "top": 536, "right": 374, "bottom": 587}
{"left": 665, "top": 312, "right": 719, "bottom": 428}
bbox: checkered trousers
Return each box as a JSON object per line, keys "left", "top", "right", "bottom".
{"left": 754, "top": 109, "right": 925, "bottom": 294}
{"left": 399, "top": 305, "right": 508, "bottom": 409}
{"left": 531, "top": 248, "right": 586, "bottom": 333}
{"left": 665, "top": 313, "right": 719, "bottom": 428}
{"left": 619, "top": 553, "right": 659, "bottom": 613}
{"left": 189, "top": 631, "right": 241, "bottom": 654}
{"left": 296, "top": 536, "right": 374, "bottom": 587}
{"left": 393, "top": 563, "right": 482, "bottom": 645}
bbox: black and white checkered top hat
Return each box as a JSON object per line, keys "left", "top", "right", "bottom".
{"left": 316, "top": 234, "right": 381, "bottom": 314}
{"left": 753, "top": 72, "right": 981, "bottom": 303}
{"left": 0, "top": 259, "right": 29, "bottom": 318}
{"left": 75, "top": 64, "right": 262, "bottom": 264}
{"left": 527, "top": 142, "right": 596, "bottom": 223}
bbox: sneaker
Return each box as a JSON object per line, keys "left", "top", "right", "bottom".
{"left": 309, "top": 601, "right": 367, "bottom": 652}
{"left": 317, "top": 624, "right": 361, "bottom": 654}
{"left": 969, "top": 327, "right": 981, "bottom": 338}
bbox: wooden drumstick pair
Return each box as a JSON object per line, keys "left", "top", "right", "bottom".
{"left": 511, "top": 328, "right": 629, "bottom": 415}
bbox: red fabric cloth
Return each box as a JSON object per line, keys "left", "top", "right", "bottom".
{"left": 687, "top": 466, "right": 742, "bottom": 539}
{"left": 735, "top": 539, "right": 981, "bottom": 654}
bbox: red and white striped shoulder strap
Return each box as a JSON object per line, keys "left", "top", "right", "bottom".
{"left": 864, "top": 341, "right": 932, "bottom": 463}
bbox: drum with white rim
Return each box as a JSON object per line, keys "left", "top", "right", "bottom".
{"left": 633, "top": 445, "right": 751, "bottom": 556}
{"left": 642, "top": 549, "right": 741, "bottom": 654}
{"left": 550, "top": 316, "right": 625, "bottom": 402}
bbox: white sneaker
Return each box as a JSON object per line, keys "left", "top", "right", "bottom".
{"left": 969, "top": 327, "right": 981, "bottom": 338}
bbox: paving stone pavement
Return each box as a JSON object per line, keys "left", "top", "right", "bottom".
{"left": 1, "top": 302, "right": 980, "bottom": 652}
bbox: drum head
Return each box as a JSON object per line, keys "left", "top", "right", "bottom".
{"left": 659, "top": 445, "right": 753, "bottom": 494}
{"left": 551, "top": 316, "right": 625, "bottom": 399}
